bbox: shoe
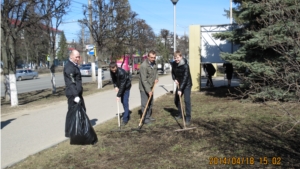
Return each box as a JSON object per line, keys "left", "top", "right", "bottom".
{"left": 149, "top": 117, "right": 156, "bottom": 121}
{"left": 121, "top": 121, "right": 128, "bottom": 126}
{"left": 144, "top": 119, "right": 151, "bottom": 124}
{"left": 185, "top": 120, "right": 191, "bottom": 126}
{"left": 175, "top": 116, "right": 182, "bottom": 120}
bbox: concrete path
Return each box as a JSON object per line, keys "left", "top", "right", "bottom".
{"left": 1, "top": 74, "right": 240, "bottom": 168}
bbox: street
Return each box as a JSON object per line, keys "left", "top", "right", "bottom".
{"left": 1, "top": 70, "right": 111, "bottom": 97}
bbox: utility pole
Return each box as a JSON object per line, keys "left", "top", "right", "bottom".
{"left": 230, "top": 0, "right": 233, "bottom": 24}
{"left": 81, "top": 25, "right": 87, "bottom": 64}
{"left": 88, "top": 0, "right": 96, "bottom": 81}
{"left": 230, "top": 0, "right": 233, "bottom": 54}
{"left": 171, "top": 0, "right": 179, "bottom": 94}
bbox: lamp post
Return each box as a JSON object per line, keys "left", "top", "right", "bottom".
{"left": 230, "top": 0, "right": 232, "bottom": 24}
{"left": 171, "top": 0, "right": 178, "bottom": 94}
{"left": 171, "top": 0, "right": 178, "bottom": 53}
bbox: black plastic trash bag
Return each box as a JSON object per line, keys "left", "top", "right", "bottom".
{"left": 65, "top": 102, "right": 98, "bottom": 145}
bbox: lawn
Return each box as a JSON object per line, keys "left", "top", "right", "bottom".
{"left": 5, "top": 86, "right": 300, "bottom": 169}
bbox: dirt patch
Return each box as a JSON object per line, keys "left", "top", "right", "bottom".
{"left": 6, "top": 87, "right": 300, "bottom": 169}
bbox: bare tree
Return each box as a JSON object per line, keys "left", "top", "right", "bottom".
{"left": 157, "top": 29, "right": 173, "bottom": 71}
{"left": 1, "top": 0, "right": 68, "bottom": 106}
{"left": 135, "top": 19, "right": 156, "bottom": 58}
{"left": 42, "top": 0, "right": 70, "bottom": 94}
{"left": 177, "top": 34, "right": 189, "bottom": 58}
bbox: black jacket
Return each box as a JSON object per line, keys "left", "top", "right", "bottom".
{"left": 110, "top": 67, "right": 131, "bottom": 97}
{"left": 203, "top": 63, "right": 216, "bottom": 76}
{"left": 171, "top": 58, "right": 193, "bottom": 91}
{"left": 223, "top": 63, "right": 233, "bottom": 73}
{"left": 63, "top": 60, "right": 83, "bottom": 97}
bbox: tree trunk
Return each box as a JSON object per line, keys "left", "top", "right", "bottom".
{"left": 130, "top": 47, "right": 134, "bottom": 75}
{"left": 4, "top": 75, "right": 10, "bottom": 101}
{"left": 50, "top": 64, "right": 56, "bottom": 94}
{"left": 2, "top": 31, "right": 11, "bottom": 101}
{"left": 9, "top": 35, "right": 19, "bottom": 106}
{"left": 9, "top": 73, "right": 18, "bottom": 106}
{"left": 91, "top": 57, "right": 96, "bottom": 82}
{"left": 97, "top": 49, "right": 102, "bottom": 89}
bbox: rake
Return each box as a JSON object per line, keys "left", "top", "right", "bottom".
{"left": 131, "top": 83, "right": 156, "bottom": 131}
{"left": 174, "top": 85, "right": 196, "bottom": 132}
{"left": 111, "top": 100, "right": 128, "bottom": 132}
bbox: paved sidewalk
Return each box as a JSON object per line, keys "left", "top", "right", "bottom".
{"left": 1, "top": 74, "right": 175, "bottom": 169}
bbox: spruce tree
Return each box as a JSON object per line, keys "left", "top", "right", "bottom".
{"left": 214, "top": 0, "right": 300, "bottom": 102}
{"left": 57, "top": 31, "right": 68, "bottom": 61}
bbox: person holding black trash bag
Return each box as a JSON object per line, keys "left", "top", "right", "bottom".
{"left": 171, "top": 50, "right": 193, "bottom": 126}
{"left": 139, "top": 50, "right": 159, "bottom": 124}
{"left": 63, "top": 50, "right": 98, "bottom": 145}
{"left": 64, "top": 50, "right": 86, "bottom": 117}
{"left": 109, "top": 62, "right": 132, "bottom": 126}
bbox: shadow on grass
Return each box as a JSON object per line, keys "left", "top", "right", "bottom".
{"left": 200, "top": 86, "right": 241, "bottom": 99}
{"left": 163, "top": 107, "right": 183, "bottom": 129}
{"left": 194, "top": 117, "right": 300, "bottom": 168}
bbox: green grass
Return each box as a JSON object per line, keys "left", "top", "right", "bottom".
{"left": 7, "top": 87, "right": 300, "bottom": 169}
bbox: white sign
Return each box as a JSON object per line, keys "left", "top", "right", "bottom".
{"left": 201, "top": 24, "right": 239, "bottom": 63}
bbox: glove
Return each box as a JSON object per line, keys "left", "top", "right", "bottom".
{"left": 177, "top": 91, "right": 182, "bottom": 96}
{"left": 74, "top": 96, "right": 80, "bottom": 103}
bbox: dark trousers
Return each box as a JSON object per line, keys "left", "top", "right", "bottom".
{"left": 67, "top": 95, "right": 86, "bottom": 112}
{"left": 206, "top": 75, "right": 214, "bottom": 86}
{"left": 121, "top": 88, "right": 130, "bottom": 122}
{"left": 140, "top": 90, "right": 154, "bottom": 120}
{"left": 174, "top": 86, "right": 192, "bottom": 121}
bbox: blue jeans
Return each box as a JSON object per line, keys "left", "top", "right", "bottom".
{"left": 121, "top": 88, "right": 130, "bottom": 122}
{"left": 174, "top": 86, "right": 192, "bottom": 121}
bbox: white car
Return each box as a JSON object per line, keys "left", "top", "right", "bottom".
{"left": 157, "top": 63, "right": 170, "bottom": 72}
{"left": 80, "top": 66, "right": 104, "bottom": 79}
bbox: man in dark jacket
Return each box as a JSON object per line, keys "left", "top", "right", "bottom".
{"left": 223, "top": 62, "right": 233, "bottom": 87}
{"left": 110, "top": 62, "right": 132, "bottom": 126}
{"left": 203, "top": 63, "right": 216, "bottom": 87}
{"left": 63, "top": 50, "right": 85, "bottom": 137}
{"left": 171, "top": 50, "right": 193, "bottom": 126}
{"left": 64, "top": 49, "right": 85, "bottom": 110}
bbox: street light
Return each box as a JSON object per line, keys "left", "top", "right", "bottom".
{"left": 171, "top": 0, "right": 178, "bottom": 53}
{"left": 171, "top": 0, "right": 178, "bottom": 94}
{"left": 171, "top": 0, "right": 179, "bottom": 5}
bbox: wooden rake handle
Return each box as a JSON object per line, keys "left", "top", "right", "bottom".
{"left": 117, "top": 100, "right": 121, "bottom": 128}
{"left": 138, "top": 82, "right": 157, "bottom": 127}
{"left": 177, "top": 84, "right": 187, "bottom": 128}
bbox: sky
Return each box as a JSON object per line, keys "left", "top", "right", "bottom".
{"left": 60, "top": 0, "right": 233, "bottom": 42}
